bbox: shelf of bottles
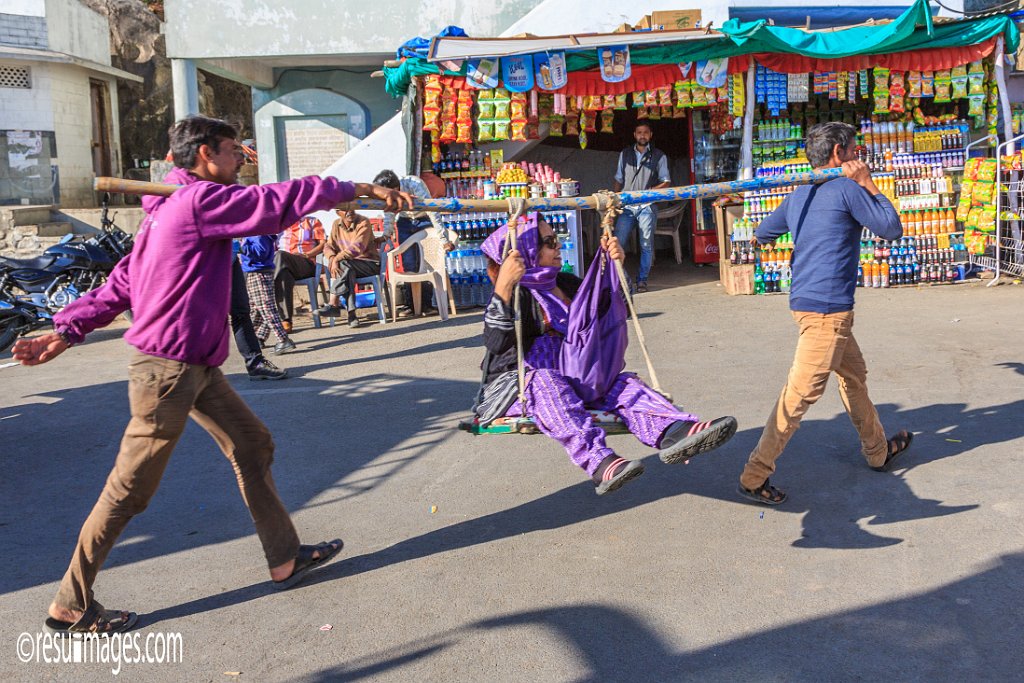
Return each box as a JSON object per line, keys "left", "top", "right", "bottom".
{"left": 752, "top": 118, "right": 806, "bottom": 165}
{"left": 728, "top": 155, "right": 970, "bottom": 293}
{"left": 436, "top": 150, "right": 495, "bottom": 199}
{"left": 440, "top": 210, "right": 582, "bottom": 309}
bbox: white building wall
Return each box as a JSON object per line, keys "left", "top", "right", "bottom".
{"left": 0, "top": 59, "right": 55, "bottom": 130}
{"left": 43, "top": 0, "right": 111, "bottom": 65}
{"left": 49, "top": 63, "right": 99, "bottom": 206}
{"left": 0, "top": 0, "right": 45, "bottom": 16}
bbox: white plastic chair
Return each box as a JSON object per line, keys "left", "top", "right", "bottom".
{"left": 654, "top": 201, "right": 687, "bottom": 265}
{"left": 387, "top": 227, "right": 452, "bottom": 322}
{"left": 295, "top": 255, "right": 333, "bottom": 329}
{"left": 353, "top": 244, "right": 392, "bottom": 324}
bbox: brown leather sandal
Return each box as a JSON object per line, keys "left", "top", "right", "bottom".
{"left": 44, "top": 600, "right": 138, "bottom": 635}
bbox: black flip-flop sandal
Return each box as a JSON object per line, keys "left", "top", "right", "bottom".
{"left": 595, "top": 459, "right": 644, "bottom": 496}
{"left": 272, "top": 539, "right": 344, "bottom": 591}
{"left": 871, "top": 431, "right": 914, "bottom": 472}
{"left": 737, "top": 478, "right": 788, "bottom": 506}
{"left": 44, "top": 600, "right": 138, "bottom": 635}
{"left": 658, "top": 416, "right": 738, "bottom": 465}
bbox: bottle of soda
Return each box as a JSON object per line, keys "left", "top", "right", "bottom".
{"left": 754, "top": 264, "right": 765, "bottom": 294}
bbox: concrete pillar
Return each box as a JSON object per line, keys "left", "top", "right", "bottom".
{"left": 171, "top": 58, "right": 199, "bottom": 121}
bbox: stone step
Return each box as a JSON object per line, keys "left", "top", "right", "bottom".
{"left": 0, "top": 205, "right": 54, "bottom": 230}
{"left": 36, "top": 221, "right": 73, "bottom": 237}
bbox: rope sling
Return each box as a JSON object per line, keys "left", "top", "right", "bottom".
{"left": 484, "top": 195, "right": 671, "bottom": 434}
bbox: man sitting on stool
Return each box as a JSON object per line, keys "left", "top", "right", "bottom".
{"left": 317, "top": 209, "right": 380, "bottom": 328}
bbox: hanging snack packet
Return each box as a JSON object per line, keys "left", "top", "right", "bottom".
{"left": 511, "top": 120, "right": 528, "bottom": 142}
{"left": 873, "top": 67, "right": 890, "bottom": 90}
{"left": 476, "top": 120, "right": 495, "bottom": 143}
{"left": 456, "top": 122, "right": 473, "bottom": 144}
{"left": 873, "top": 90, "right": 890, "bottom": 114}
{"left": 600, "top": 108, "right": 615, "bottom": 133}
{"left": 637, "top": 107, "right": 649, "bottom": 120}
{"left": 537, "top": 94, "right": 554, "bottom": 121}
{"left": 648, "top": 106, "right": 662, "bottom": 120}
{"left": 645, "top": 90, "right": 659, "bottom": 107}
{"left": 674, "top": 80, "right": 691, "bottom": 108}
{"left": 614, "top": 93, "right": 628, "bottom": 109}
{"left": 977, "top": 206, "right": 997, "bottom": 233}
{"left": 564, "top": 112, "right": 580, "bottom": 136}
{"left": 978, "top": 158, "right": 997, "bottom": 182}
{"left": 859, "top": 69, "right": 869, "bottom": 97}
{"left": 692, "top": 83, "right": 708, "bottom": 107}
{"left": 921, "top": 71, "right": 934, "bottom": 97}
{"left": 968, "top": 94, "right": 985, "bottom": 117}
{"left": 583, "top": 95, "right": 602, "bottom": 111}
{"left": 907, "top": 71, "right": 922, "bottom": 98}
{"left": 510, "top": 94, "right": 527, "bottom": 120}
{"left": 581, "top": 110, "right": 597, "bottom": 133}
{"left": 548, "top": 115, "right": 564, "bottom": 137}
{"left": 658, "top": 87, "right": 673, "bottom": 107}
{"left": 493, "top": 119, "right": 510, "bottom": 141}
{"left": 951, "top": 64, "right": 968, "bottom": 99}
{"left": 632, "top": 91, "right": 646, "bottom": 108}
{"left": 477, "top": 91, "right": 496, "bottom": 121}
{"left": 934, "top": 70, "right": 951, "bottom": 103}
{"left": 672, "top": 105, "right": 686, "bottom": 119}
{"left": 430, "top": 130, "right": 441, "bottom": 164}
{"left": 579, "top": 129, "right": 588, "bottom": 150}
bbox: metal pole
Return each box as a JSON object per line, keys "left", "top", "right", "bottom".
{"left": 94, "top": 167, "right": 846, "bottom": 212}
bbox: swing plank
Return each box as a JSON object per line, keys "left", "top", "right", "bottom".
{"left": 459, "top": 410, "right": 631, "bottom": 436}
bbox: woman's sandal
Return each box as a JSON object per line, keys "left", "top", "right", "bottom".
{"left": 738, "top": 478, "right": 788, "bottom": 506}
{"left": 871, "top": 430, "right": 915, "bottom": 472}
{"left": 272, "top": 539, "right": 344, "bottom": 591}
{"left": 595, "top": 458, "right": 645, "bottom": 496}
{"left": 44, "top": 600, "right": 138, "bottom": 635}
{"left": 658, "top": 417, "right": 738, "bottom": 465}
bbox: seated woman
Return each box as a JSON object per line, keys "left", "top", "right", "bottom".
{"left": 316, "top": 208, "right": 380, "bottom": 328}
{"left": 475, "top": 213, "right": 737, "bottom": 495}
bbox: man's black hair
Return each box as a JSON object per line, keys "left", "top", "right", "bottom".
{"left": 373, "top": 170, "right": 400, "bottom": 189}
{"left": 805, "top": 122, "right": 857, "bottom": 169}
{"left": 635, "top": 122, "right": 654, "bottom": 134}
{"left": 168, "top": 115, "right": 238, "bottom": 169}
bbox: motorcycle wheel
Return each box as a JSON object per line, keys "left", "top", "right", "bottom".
{"left": 0, "top": 316, "right": 21, "bottom": 354}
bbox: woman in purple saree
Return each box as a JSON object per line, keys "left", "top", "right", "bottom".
{"left": 474, "top": 213, "right": 737, "bottom": 495}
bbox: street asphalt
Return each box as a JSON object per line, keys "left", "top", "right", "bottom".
{"left": 1, "top": 267, "right": 1022, "bottom": 682}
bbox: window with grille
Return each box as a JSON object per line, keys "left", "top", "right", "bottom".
{"left": 0, "top": 65, "right": 31, "bottom": 89}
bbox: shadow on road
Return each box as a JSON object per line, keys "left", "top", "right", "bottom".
{"left": 289, "top": 552, "right": 1024, "bottom": 682}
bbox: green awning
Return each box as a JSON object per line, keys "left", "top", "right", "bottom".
{"left": 383, "top": 0, "right": 1020, "bottom": 98}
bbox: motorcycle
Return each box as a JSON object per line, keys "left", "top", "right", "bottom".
{"left": 0, "top": 194, "right": 133, "bottom": 353}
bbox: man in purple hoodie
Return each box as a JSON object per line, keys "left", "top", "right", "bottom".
{"left": 12, "top": 116, "right": 412, "bottom": 635}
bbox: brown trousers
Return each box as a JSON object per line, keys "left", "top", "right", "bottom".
{"left": 739, "top": 310, "right": 888, "bottom": 491}
{"left": 54, "top": 353, "right": 300, "bottom": 612}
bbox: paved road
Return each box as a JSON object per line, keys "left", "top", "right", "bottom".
{"left": 1, "top": 274, "right": 1022, "bottom": 682}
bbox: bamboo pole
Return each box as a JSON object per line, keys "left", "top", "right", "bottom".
{"left": 94, "top": 167, "right": 846, "bottom": 213}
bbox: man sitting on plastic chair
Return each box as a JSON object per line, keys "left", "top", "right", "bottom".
{"left": 316, "top": 208, "right": 380, "bottom": 329}
{"left": 273, "top": 215, "right": 325, "bottom": 332}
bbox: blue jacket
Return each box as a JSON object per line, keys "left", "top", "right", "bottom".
{"left": 756, "top": 177, "right": 901, "bottom": 313}
{"left": 238, "top": 234, "right": 278, "bottom": 272}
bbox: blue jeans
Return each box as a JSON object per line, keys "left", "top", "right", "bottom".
{"left": 614, "top": 205, "right": 656, "bottom": 283}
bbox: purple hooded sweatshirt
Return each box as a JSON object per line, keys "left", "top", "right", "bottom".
{"left": 53, "top": 167, "right": 355, "bottom": 366}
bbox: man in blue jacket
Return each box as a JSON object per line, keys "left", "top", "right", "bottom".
{"left": 738, "top": 122, "right": 914, "bottom": 506}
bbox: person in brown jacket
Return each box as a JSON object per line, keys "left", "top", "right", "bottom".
{"left": 317, "top": 208, "right": 381, "bottom": 328}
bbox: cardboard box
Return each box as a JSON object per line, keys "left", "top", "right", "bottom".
{"left": 634, "top": 15, "right": 652, "bottom": 30}
{"left": 613, "top": 23, "right": 634, "bottom": 33}
{"left": 721, "top": 263, "right": 755, "bottom": 295}
{"left": 651, "top": 9, "right": 702, "bottom": 30}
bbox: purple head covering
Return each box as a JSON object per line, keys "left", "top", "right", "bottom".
{"left": 482, "top": 212, "right": 568, "bottom": 334}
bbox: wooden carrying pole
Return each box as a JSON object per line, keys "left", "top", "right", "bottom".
{"left": 94, "top": 168, "right": 846, "bottom": 212}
